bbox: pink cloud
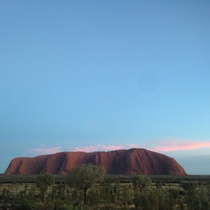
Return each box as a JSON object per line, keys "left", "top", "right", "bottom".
{"left": 127, "top": 143, "right": 140, "bottom": 148}
{"left": 28, "top": 140, "right": 210, "bottom": 156}
{"left": 31, "top": 146, "right": 62, "bottom": 155}
{"left": 74, "top": 144, "right": 131, "bottom": 152}
{"left": 153, "top": 141, "right": 210, "bottom": 152}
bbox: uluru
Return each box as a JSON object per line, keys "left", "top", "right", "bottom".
{"left": 5, "top": 148, "right": 187, "bottom": 175}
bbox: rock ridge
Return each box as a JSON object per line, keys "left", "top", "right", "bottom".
{"left": 5, "top": 148, "right": 187, "bottom": 175}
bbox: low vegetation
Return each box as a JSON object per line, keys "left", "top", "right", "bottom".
{"left": 0, "top": 165, "right": 210, "bottom": 210}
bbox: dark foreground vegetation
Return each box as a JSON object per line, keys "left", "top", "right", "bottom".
{"left": 0, "top": 165, "right": 210, "bottom": 210}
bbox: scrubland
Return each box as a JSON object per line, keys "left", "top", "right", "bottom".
{"left": 0, "top": 174, "right": 210, "bottom": 210}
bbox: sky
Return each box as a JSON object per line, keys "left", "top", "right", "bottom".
{"left": 1, "top": 1, "right": 210, "bottom": 175}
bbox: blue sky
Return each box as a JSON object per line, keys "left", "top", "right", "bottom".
{"left": 1, "top": 1, "right": 210, "bottom": 174}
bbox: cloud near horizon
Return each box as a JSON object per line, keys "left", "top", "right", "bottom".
{"left": 73, "top": 144, "right": 143, "bottom": 152}
{"left": 152, "top": 141, "right": 210, "bottom": 152}
{"left": 30, "top": 146, "right": 62, "bottom": 155}
{"left": 73, "top": 145, "right": 126, "bottom": 152}
{"left": 73, "top": 141, "right": 210, "bottom": 153}
{"left": 29, "top": 140, "right": 210, "bottom": 156}
{"left": 29, "top": 144, "right": 140, "bottom": 156}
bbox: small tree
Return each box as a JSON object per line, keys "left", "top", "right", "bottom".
{"left": 36, "top": 174, "right": 55, "bottom": 202}
{"left": 66, "top": 164, "right": 105, "bottom": 205}
{"left": 131, "top": 175, "right": 152, "bottom": 192}
{"left": 131, "top": 175, "right": 152, "bottom": 209}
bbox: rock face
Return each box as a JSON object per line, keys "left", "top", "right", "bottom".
{"left": 5, "top": 148, "right": 187, "bottom": 175}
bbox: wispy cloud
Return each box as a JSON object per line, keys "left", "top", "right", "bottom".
{"left": 73, "top": 144, "right": 138, "bottom": 152}
{"left": 127, "top": 143, "right": 140, "bottom": 148}
{"left": 152, "top": 140, "right": 210, "bottom": 152}
{"left": 29, "top": 144, "right": 141, "bottom": 156}
{"left": 30, "top": 146, "right": 62, "bottom": 155}
{"left": 74, "top": 140, "right": 210, "bottom": 154}
{"left": 27, "top": 140, "right": 210, "bottom": 156}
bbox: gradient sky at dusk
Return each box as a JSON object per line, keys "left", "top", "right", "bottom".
{"left": 1, "top": 1, "right": 210, "bottom": 174}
